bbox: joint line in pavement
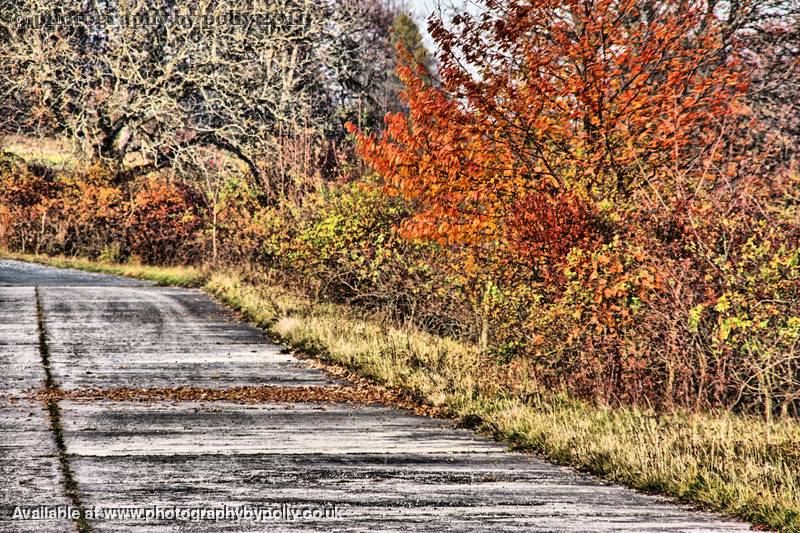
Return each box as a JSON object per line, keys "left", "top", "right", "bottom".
{"left": 35, "top": 286, "right": 93, "bottom": 533}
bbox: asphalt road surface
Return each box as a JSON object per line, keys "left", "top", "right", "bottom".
{"left": 0, "top": 259, "right": 751, "bottom": 532}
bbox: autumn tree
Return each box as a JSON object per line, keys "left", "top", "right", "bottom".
{"left": 349, "top": 0, "right": 749, "bottom": 272}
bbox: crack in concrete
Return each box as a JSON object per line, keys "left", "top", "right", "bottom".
{"left": 36, "top": 286, "right": 93, "bottom": 533}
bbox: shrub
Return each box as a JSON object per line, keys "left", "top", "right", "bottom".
{"left": 125, "top": 178, "right": 204, "bottom": 265}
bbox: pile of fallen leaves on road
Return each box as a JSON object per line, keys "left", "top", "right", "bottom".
{"left": 31, "top": 384, "right": 443, "bottom": 417}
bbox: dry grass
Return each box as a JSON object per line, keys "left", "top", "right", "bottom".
{"left": 1, "top": 134, "right": 156, "bottom": 171}
{"left": 4, "top": 252, "right": 800, "bottom": 531}
{"left": 1, "top": 135, "right": 79, "bottom": 170}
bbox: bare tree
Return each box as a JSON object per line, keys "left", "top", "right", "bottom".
{"left": 738, "top": 1, "right": 800, "bottom": 169}
{"left": 711, "top": 0, "right": 800, "bottom": 170}
{"left": 0, "top": 0, "right": 403, "bottom": 195}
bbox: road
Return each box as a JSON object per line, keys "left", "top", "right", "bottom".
{"left": 0, "top": 259, "right": 750, "bottom": 532}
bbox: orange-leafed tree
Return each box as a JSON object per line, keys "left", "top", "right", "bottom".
{"left": 348, "top": 0, "right": 749, "bottom": 274}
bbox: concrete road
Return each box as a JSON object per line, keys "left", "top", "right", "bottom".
{"left": 0, "top": 259, "right": 750, "bottom": 532}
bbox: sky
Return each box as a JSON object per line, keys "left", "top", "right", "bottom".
{"left": 407, "top": 0, "right": 436, "bottom": 49}
{"left": 408, "top": 0, "right": 436, "bottom": 18}
{"left": 407, "top": 0, "right": 468, "bottom": 20}
{"left": 406, "top": 0, "right": 465, "bottom": 51}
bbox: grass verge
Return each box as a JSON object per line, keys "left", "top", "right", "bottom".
{"left": 4, "top": 251, "right": 799, "bottom": 531}
{"left": 0, "top": 251, "right": 206, "bottom": 287}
